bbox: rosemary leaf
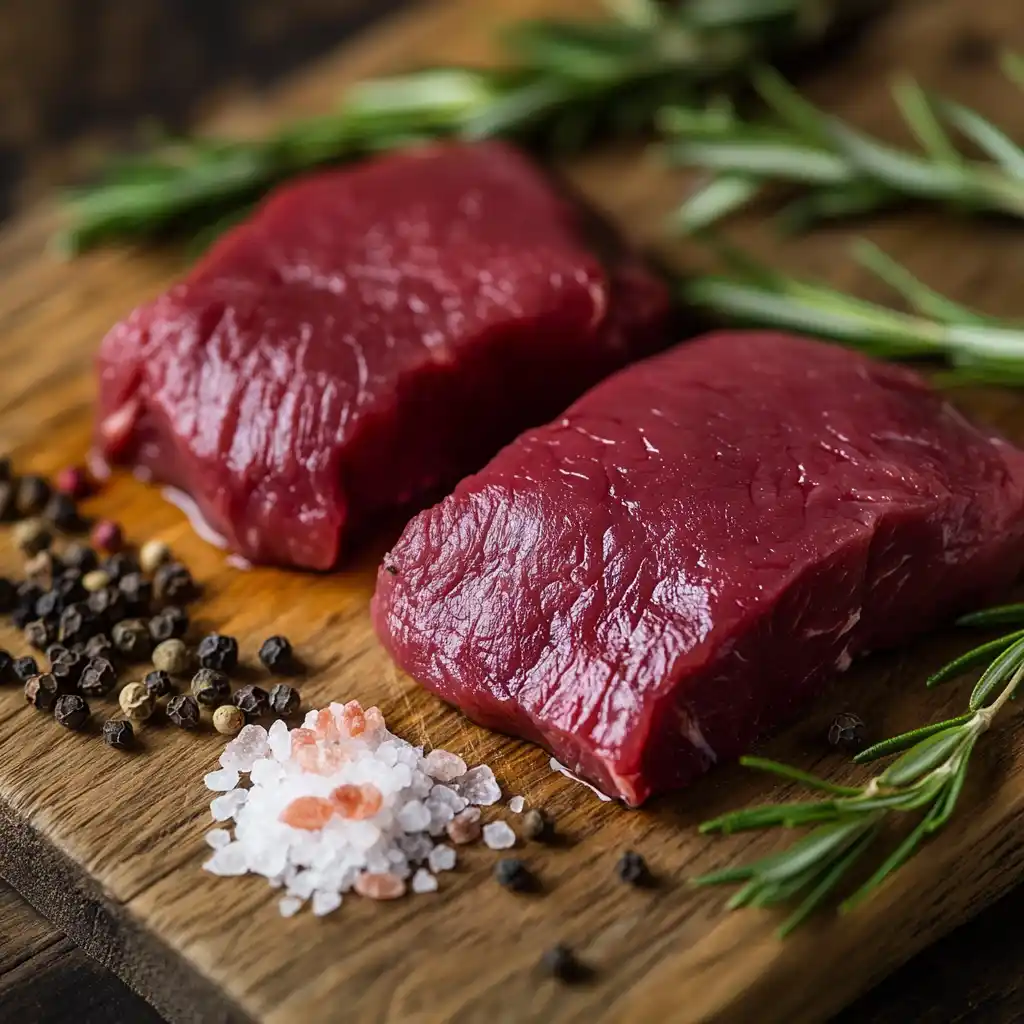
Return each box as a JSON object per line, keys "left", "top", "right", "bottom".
{"left": 926, "top": 631, "right": 1024, "bottom": 688}
{"left": 675, "top": 175, "right": 763, "bottom": 231}
{"left": 969, "top": 635, "right": 1024, "bottom": 710}
{"left": 956, "top": 603, "right": 1024, "bottom": 627}
{"left": 878, "top": 726, "right": 969, "bottom": 788}
{"left": 738, "top": 755, "right": 864, "bottom": 795}
{"left": 853, "top": 714, "right": 976, "bottom": 763}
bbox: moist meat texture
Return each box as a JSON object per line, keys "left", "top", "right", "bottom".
{"left": 95, "top": 141, "right": 669, "bottom": 568}
{"left": 373, "top": 332, "right": 1024, "bottom": 805}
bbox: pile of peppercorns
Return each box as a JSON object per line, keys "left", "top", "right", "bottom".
{"left": 0, "top": 457, "right": 302, "bottom": 750}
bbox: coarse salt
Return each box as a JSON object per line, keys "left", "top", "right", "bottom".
{"left": 482, "top": 821, "right": 516, "bottom": 850}
{"left": 427, "top": 844, "right": 457, "bottom": 873}
{"left": 204, "top": 768, "right": 240, "bottom": 792}
{"left": 411, "top": 868, "right": 438, "bottom": 894}
{"left": 508, "top": 795, "right": 525, "bottom": 813}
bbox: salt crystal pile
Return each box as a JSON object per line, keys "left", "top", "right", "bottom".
{"left": 203, "top": 705, "right": 504, "bottom": 917}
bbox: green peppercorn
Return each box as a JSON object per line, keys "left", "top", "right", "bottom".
{"left": 191, "top": 668, "right": 230, "bottom": 707}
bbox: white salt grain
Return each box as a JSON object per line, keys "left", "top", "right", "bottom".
{"left": 203, "top": 842, "right": 248, "bottom": 876}
{"left": 411, "top": 868, "right": 438, "bottom": 894}
{"left": 312, "top": 891, "right": 342, "bottom": 917}
{"left": 427, "top": 844, "right": 457, "bottom": 873}
{"left": 482, "top": 821, "right": 516, "bottom": 850}
{"left": 205, "top": 828, "right": 232, "bottom": 850}
{"left": 454, "top": 765, "right": 501, "bottom": 806}
{"left": 508, "top": 796, "right": 525, "bottom": 814}
{"left": 424, "top": 749, "right": 468, "bottom": 782}
{"left": 278, "top": 896, "right": 302, "bottom": 918}
{"left": 210, "top": 789, "right": 248, "bottom": 822}
{"left": 204, "top": 768, "right": 240, "bottom": 792}
{"left": 397, "top": 800, "right": 432, "bottom": 833}
{"left": 267, "top": 719, "right": 291, "bottom": 762}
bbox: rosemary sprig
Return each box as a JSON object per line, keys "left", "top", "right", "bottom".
{"left": 694, "top": 618, "right": 1024, "bottom": 935}
{"left": 682, "top": 237, "right": 1024, "bottom": 385}
{"left": 664, "top": 55, "right": 1024, "bottom": 233}
{"left": 61, "top": 0, "right": 849, "bottom": 254}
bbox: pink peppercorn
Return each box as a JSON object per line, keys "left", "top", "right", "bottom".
{"left": 55, "top": 466, "right": 94, "bottom": 500}
{"left": 91, "top": 519, "right": 123, "bottom": 553}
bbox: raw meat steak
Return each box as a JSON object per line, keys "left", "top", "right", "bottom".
{"left": 373, "top": 332, "right": 1024, "bottom": 805}
{"left": 95, "top": 141, "right": 669, "bottom": 568}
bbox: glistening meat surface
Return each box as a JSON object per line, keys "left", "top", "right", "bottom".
{"left": 373, "top": 332, "right": 1024, "bottom": 805}
{"left": 95, "top": 141, "right": 668, "bottom": 568}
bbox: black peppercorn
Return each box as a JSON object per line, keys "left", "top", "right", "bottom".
{"left": 78, "top": 657, "right": 117, "bottom": 698}
{"left": 54, "top": 693, "right": 90, "bottom": 730}
{"left": 55, "top": 574, "right": 86, "bottom": 606}
{"left": 46, "top": 643, "right": 69, "bottom": 666}
{"left": 268, "top": 683, "right": 301, "bottom": 717}
{"left": 233, "top": 683, "right": 269, "bottom": 718}
{"left": 539, "top": 945, "right": 587, "bottom": 983}
{"left": 828, "top": 712, "right": 866, "bottom": 752}
{"left": 58, "top": 602, "right": 93, "bottom": 646}
{"left": 153, "top": 562, "right": 197, "bottom": 604}
{"left": 24, "top": 618, "right": 55, "bottom": 651}
{"left": 87, "top": 585, "right": 127, "bottom": 628}
{"left": 25, "top": 672, "right": 62, "bottom": 711}
{"left": 112, "top": 618, "right": 152, "bottom": 660}
{"left": 102, "top": 719, "right": 134, "bottom": 750}
{"left": 191, "top": 667, "right": 230, "bottom": 707}
{"left": 118, "top": 572, "right": 153, "bottom": 616}
{"left": 102, "top": 552, "right": 139, "bottom": 583}
{"left": 12, "top": 656, "right": 39, "bottom": 683}
{"left": 34, "top": 589, "right": 63, "bottom": 620}
{"left": 494, "top": 858, "right": 534, "bottom": 892}
{"left": 84, "top": 633, "right": 115, "bottom": 662}
{"left": 44, "top": 493, "right": 84, "bottom": 533}
{"left": 62, "top": 543, "right": 98, "bottom": 573}
{"left": 616, "top": 850, "right": 651, "bottom": 887}
{"left": 11, "top": 607, "right": 33, "bottom": 630}
{"left": 167, "top": 693, "right": 201, "bottom": 729}
{"left": 16, "top": 475, "right": 51, "bottom": 518}
{"left": 197, "top": 633, "right": 238, "bottom": 673}
{"left": 143, "top": 669, "right": 173, "bottom": 699}
{"left": 51, "top": 651, "right": 85, "bottom": 689}
{"left": 0, "top": 576, "right": 15, "bottom": 613}
{"left": 259, "top": 635, "right": 294, "bottom": 674}
{"left": 0, "top": 650, "right": 13, "bottom": 684}
{"left": 0, "top": 482, "right": 15, "bottom": 521}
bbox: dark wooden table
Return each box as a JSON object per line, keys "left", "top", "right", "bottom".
{"left": 0, "top": 1, "right": 1021, "bottom": 1021}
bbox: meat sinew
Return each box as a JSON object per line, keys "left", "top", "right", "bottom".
{"left": 373, "top": 332, "right": 1024, "bottom": 805}
{"left": 95, "top": 141, "right": 669, "bottom": 569}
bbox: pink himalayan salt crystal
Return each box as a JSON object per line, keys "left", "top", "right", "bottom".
{"left": 446, "top": 809, "right": 483, "bottom": 845}
{"left": 315, "top": 707, "right": 340, "bottom": 742}
{"left": 354, "top": 871, "right": 406, "bottom": 900}
{"left": 340, "top": 700, "right": 366, "bottom": 737}
{"left": 330, "top": 783, "right": 383, "bottom": 820}
{"left": 364, "top": 705, "right": 385, "bottom": 734}
{"left": 424, "top": 748, "right": 468, "bottom": 783}
{"left": 280, "top": 796, "right": 335, "bottom": 831}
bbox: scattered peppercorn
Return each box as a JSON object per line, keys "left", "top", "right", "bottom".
{"left": 78, "top": 657, "right": 117, "bottom": 698}
{"left": 102, "top": 719, "right": 134, "bottom": 750}
{"left": 24, "top": 618, "right": 54, "bottom": 651}
{"left": 151, "top": 638, "right": 190, "bottom": 676}
{"left": 25, "top": 673, "right": 62, "bottom": 711}
{"left": 56, "top": 572, "right": 86, "bottom": 604}
{"left": 258, "top": 635, "right": 294, "bottom": 674}
{"left": 828, "top": 712, "right": 866, "bottom": 752}
{"left": 149, "top": 605, "right": 188, "bottom": 642}
{"left": 46, "top": 643, "right": 69, "bottom": 665}
{"left": 44, "top": 493, "right": 84, "bottom": 533}
{"left": 50, "top": 651, "right": 85, "bottom": 689}
{"left": 0, "top": 650, "right": 13, "bottom": 683}
{"left": 118, "top": 572, "right": 152, "bottom": 615}
{"left": 166, "top": 693, "right": 200, "bottom": 729}
{"left": 139, "top": 539, "right": 171, "bottom": 574}
{"left": 63, "top": 543, "right": 98, "bottom": 573}
{"left": 212, "top": 704, "right": 245, "bottom": 735}
{"left": 55, "top": 466, "right": 93, "bottom": 500}
{"left": 103, "top": 552, "right": 139, "bottom": 582}
{"left": 58, "top": 603, "right": 93, "bottom": 646}
{"left": 191, "top": 667, "right": 230, "bottom": 707}
{"left": 119, "top": 682, "right": 155, "bottom": 721}
{"left": 16, "top": 579, "right": 42, "bottom": 608}
{"left": 112, "top": 618, "right": 152, "bottom": 660}
{"left": 153, "top": 562, "right": 197, "bottom": 604}
{"left": 540, "top": 944, "right": 587, "bottom": 983}
{"left": 13, "top": 518, "right": 52, "bottom": 556}
{"left": 12, "top": 656, "right": 39, "bottom": 683}
{"left": 522, "top": 808, "right": 552, "bottom": 842}
{"left": 24, "top": 551, "right": 56, "bottom": 583}
{"left": 233, "top": 683, "right": 268, "bottom": 718}
{"left": 87, "top": 585, "right": 126, "bottom": 627}
{"left": 34, "top": 589, "right": 62, "bottom": 620}
{"left": 144, "top": 669, "right": 173, "bottom": 699}
{"left": 494, "top": 858, "right": 534, "bottom": 892}
{"left": 616, "top": 850, "right": 651, "bottom": 887}
{"left": 197, "top": 633, "right": 238, "bottom": 673}
{"left": 0, "top": 577, "right": 15, "bottom": 613}
{"left": 82, "top": 569, "right": 111, "bottom": 593}
{"left": 91, "top": 519, "right": 124, "bottom": 554}
{"left": 0, "top": 483, "right": 15, "bottom": 521}
{"left": 268, "top": 683, "right": 301, "bottom": 717}
{"left": 54, "top": 693, "right": 90, "bottom": 730}
{"left": 16, "top": 475, "right": 51, "bottom": 518}
{"left": 83, "top": 634, "right": 114, "bottom": 662}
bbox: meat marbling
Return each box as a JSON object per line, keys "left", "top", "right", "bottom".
{"left": 95, "top": 141, "right": 669, "bottom": 568}
{"left": 372, "top": 332, "right": 1024, "bottom": 805}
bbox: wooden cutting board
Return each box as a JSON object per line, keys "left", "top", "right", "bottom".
{"left": 2, "top": 1, "right": 1024, "bottom": 1022}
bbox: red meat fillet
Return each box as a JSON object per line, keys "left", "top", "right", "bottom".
{"left": 95, "top": 141, "right": 669, "bottom": 568}
{"left": 372, "top": 332, "right": 1024, "bottom": 805}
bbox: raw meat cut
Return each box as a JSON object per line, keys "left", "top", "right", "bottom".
{"left": 372, "top": 332, "right": 1024, "bottom": 805}
{"left": 95, "top": 141, "right": 669, "bottom": 569}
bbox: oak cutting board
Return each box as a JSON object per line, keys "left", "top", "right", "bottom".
{"left": 2, "top": 1, "right": 1024, "bottom": 1022}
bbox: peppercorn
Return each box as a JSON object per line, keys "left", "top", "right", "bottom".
{"left": 16, "top": 579, "right": 41, "bottom": 608}
{"left": 34, "top": 589, "right": 62, "bottom": 621}
{"left": 153, "top": 562, "right": 197, "bottom": 604}
{"left": 119, "top": 682, "right": 155, "bottom": 721}
{"left": 82, "top": 569, "right": 111, "bottom": 593}
{"left": 87, "top": 585, "right": 127, "bottom": 627}
{"left": 11, "top": 607, "right": 33, "bottom": 630}
{"left": 55, "top": 466, "right": 93, "bottom": 500}
{"left": 62, "top": 543, "right": 97, "bottom": 573}
{"left": 167, "top": 693, "right": 200, "bottom": 729}
{"left": 522, "top": 808, "right": 552, "bottom": 842}
{"left": 25, "top": 673, "right": 62, "bottom": 711}
{"left": 191, "top": 667, "right": 230, "bottom": 707}
{"left": 58, "top": 603, "right": 93, "bottom": 646}
{"left": 54, "top": 693, "right": 90, "bottom": 731}
{"left": 83, "top": 634, "right": 114, "bottom": 662}
{"left": 152, "top": 638, "right": 190, "bottom": 676}
{"left": 494, "top": 858, "right": 534, "bottom": 892}
{"left": 24, "top": 551, "right": 56, "bottom": 583}
{"left": 197, "top": 633, "right": 238, "bottom": 673}
{"left": 118, "top": 572, "right": 153, "bottom": 616}
{"left": 149, "top": 606, "right": 188, "bottom": 642}
{"left": 78, "top": 657, "right": 117, "bottom": 698}
{"left": 233, "top": 683, "right": 268, "bottom": 718}
{"left": 12, "top": 656, "right": 39, "bottom": 683}
{"left": 259, "top": 635, "right": 294, "bottom": 674}
{"left": 616, "top": 850, "right": 651, "bottom": 887}
{"left": 0, "top": 650, "right": 13, "bottom": 683}
{"left": 13, "top": 518, "right": 52, "bottom": 556}
{"left": 0, "top": 576, "right": 15, "bottom": 613}
{"left": 51, "top": 651, "right": 85, "bottom": 689}
{"left": 102, "top": 719, "right": 134, "bottom": 750}
{"left": 540, "top": 944, "right": 587, "bottom": 984}
{"left": 212, "top": 704, "right": 245, "bottom": 735}
{"left": 268, "top": 683, "right": 301, "bottom": 717}
{"left": 44, "top": 493, "right": 84, "bottom": 533}
{"left": 55, "top": 573, "right": 86, "bottom": 603}
{"left": 828, "top": 712, "right": 866, "bottom": 752}
{"left": 46, "top": 643, "right": 69, "bottom": 665}
{"left": 112, "top": 619, "right": 152, "bottom": 660}
{"left": 144, "top": 669, "right": 173, "bottom": 699}
{"left": 0, "top": 482, "right": 15, "bottom": 521}
{"left": 24, "top": 619, "right": 55, "bottom": 651}
{"left": 16, "top": 475, "right": 51, "bottom": 518}
{"left": 91, "top": 520, "right": 124, "bottom": 554}
{"left": 139, "top": 540, "right": 171, "bottom": 574}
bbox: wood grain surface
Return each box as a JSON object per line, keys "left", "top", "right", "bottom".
{"left": 1, "top": 1, "right": 1024, "bottom": 1023}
